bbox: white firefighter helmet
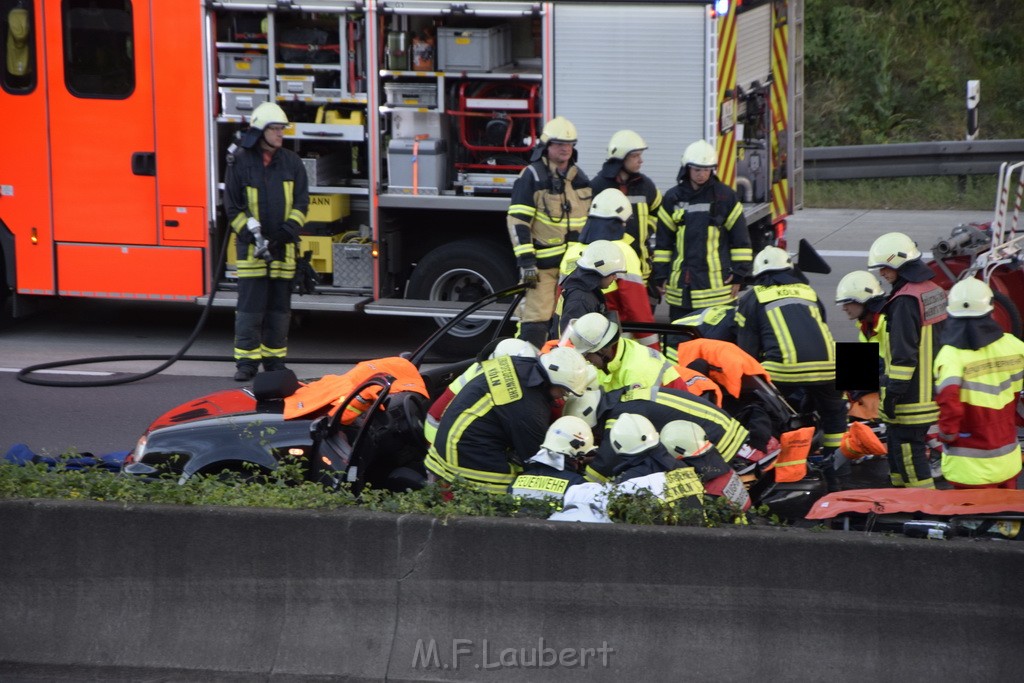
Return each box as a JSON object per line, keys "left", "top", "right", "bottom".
{"left": 609, "top": 413, "right": 659, "bottom": 456}
{"left": 539, "top": 346, "right": 591, "bottom": 396}
{"left": 660, "top": 420, "right": 712, "bottom": 459}
{"left": 567, "top": 312, "right": 619, "bottom": 354}
{"left": 589, "top": 187, "right": 634, "bottom": 222}
{"left": 539, "top": 116, "right": 578, "bottom": 145}
{"left": 947, "top": 277, "right": 994, "bottom": 318}
{"left": 540, "top": 416, "right": 595, "bottom": 457}
{"left": 576, "top": 240, "right": 626, "bottom": 277}
{"left": 607, "top": 130, "right": 648, "bottom": 161}
{"left": 752, "top": 246, "right": 793, "bottom": 276}
{"left": 250, "top": 102, "right": 289, "bottom": 130}
{"left": 491, "top": 338, "right": 539, "bottom": 359}
{"left": 681, "top": 139, "right": 718, "bottom": 169}
{"left": 835, "top": 270, "right": 884, "bottom": 304}
{"left": 867, "top": 232, "right": 921, "bottom": 270}
{"left": 563, "top": 387, "right": 602, "bottom": 428}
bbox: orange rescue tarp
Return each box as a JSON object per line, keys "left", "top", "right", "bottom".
{"left": 283, "top": 357, "right": 428, "bottom": 421}
{"left": 675, "top": 338, "right": 770, "bottom": 399}
{"left": 807, "top": 488, "right": 1024, "bottom": 520}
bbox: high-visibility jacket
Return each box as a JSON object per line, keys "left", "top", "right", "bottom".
{"left": 225, "top": 145, "right": 308, "bottom": 280}
{"left": 585, "top": 385, "right": 749, "bottom": 482}
{"left": 735, "top": 274, "right": 836, "bottom": 385}
{"left": 423, "top": 362, "right": 485, "bottom": 446}
{"left": 652, "top": 175, "right": 752, "bottom": 309}
{"left": 507, "top": 157, "right": 592, "bottom": 270}
{"left": 557, "top": 230, "right": 656, "bottom": 348}
{"left": 933, "top": 319, "right": 1024, "bottom": 486}
{"left": 509, "top": 458, "right": 586, "bottom": 503}
{"left": 425, "top": 356, "right": 553, "bottom": 493}
{"left": 591, "top": 160, "right": 671, "bottom": 281}
{"left": 881, "top": 279, "right": 947, "bottom": 425}
{"left": 665, "top": 306, "right": 738, "bottom": 365}
{"left": 598, "top": 337, "right": 688, "bottom": 393}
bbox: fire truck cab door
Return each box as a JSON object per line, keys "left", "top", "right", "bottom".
{"left": 44, "top": 0, "right": 156, "bottom": 245}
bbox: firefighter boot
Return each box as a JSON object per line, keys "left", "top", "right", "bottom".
{"left": 518, "top": 321, "right": 550, "bottom": 349}
{"left": 234, "top": 364, "right": 258, "bottom": 382}
{"left": 824, "top": 449, "right": 852, "bottom": 492}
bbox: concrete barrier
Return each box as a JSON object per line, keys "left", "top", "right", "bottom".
{"left": 1, "top": 499, "right": 1023, "bottom": 681}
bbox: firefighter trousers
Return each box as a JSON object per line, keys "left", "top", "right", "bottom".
{"left": 884, "top": 422, "right": 934, "bottom": 488}
{"left": 234, "top": 276, "right": 293, "bottom": 371}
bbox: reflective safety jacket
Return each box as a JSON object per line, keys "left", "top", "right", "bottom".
{"left": 425, "top": 356, "right": 552, "bottom": 492}
{"left": 225, "top": 145, "right": 308, "bottom": 279}
{"left": 597, "top": 337, "right": 687, "bottom": 393}
{"left": 735, "top": 273, "right": 836, "bottom": 385}
{"left": 507, "top": 157, "right": 592, "bottom": 270}
{"left": 424, "top": 362, "right": 486, "bottom": 446}
{"left": 553, "top": 264, "right": 607, "bottom": 337}
{"left": 933, "top": 318, "right": 1024, "bottom": 486}
{"left": 652, "top": 176, "right": 751, "bottom": 309}
{"left": 585, "top": 385, "right": 749, "bottom": 482}
{"left": 509, "top": 459, "right": 586, "bottom": 502}
{"left": 557, "top": 232, "right": 656, "bottom": 347}
{"left": 591, "top": 160, "right": 671, "bottom": 281}
{"left": 881, "top": 279, "right": 947, "bottom": 425}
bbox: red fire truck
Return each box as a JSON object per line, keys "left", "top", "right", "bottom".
{"left": 0, "top": 0, "right": 803, "bottom": 350}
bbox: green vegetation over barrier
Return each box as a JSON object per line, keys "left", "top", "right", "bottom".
{"left": 806, "top": 0, "right": 1024, "bottom": 146}
{"left": 0, "top": 456, "right": 755, "bottom": 527}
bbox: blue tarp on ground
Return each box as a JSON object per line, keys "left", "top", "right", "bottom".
{"left": 3, "top": 444, "right": 128, "bottom": 472}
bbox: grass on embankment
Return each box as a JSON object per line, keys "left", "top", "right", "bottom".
{"left": 804, "top": 175, "right": 998, "bottom": 211}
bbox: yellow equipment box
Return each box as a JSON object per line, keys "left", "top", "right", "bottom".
{"left": 306, "top": 194, "right": 350, "bottom": 222}
{"left": 226, "top": 234, "right": 334, "bottom": 274}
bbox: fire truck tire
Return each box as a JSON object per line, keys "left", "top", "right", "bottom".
{"left": 992, "top": 290, "right": 1023, "bottom": 339}
{"left": 407, "top": 239, "right": 516, "bottom": 356}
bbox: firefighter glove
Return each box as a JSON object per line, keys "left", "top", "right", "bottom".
{"left": 245, "top": 216, "right": 262, "bottom": 233}
{"left": 520, "top": 266, "right": 540, "bottom": 289}
{"left": 237, "top": 227, "right": 255, "bottom": 245}
{"left": 281, "top": 221, "right": 301, "bottom": 243}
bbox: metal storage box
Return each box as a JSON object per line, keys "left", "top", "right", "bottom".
{"left": 219, "top": 87, "right": 268, "bottom": 116}
{"left": 332, "top": 242, "right": 374, "bottom": 291}
{"left": 301, "top": 154, "right": 347, "bottom": 187}
{"left": 276, "top": 75, "right": 315, "bottom": 94}
{"left": 383, "top": 82, "right": 438, "bottom": 108}
{"left": 387, "top": 138, "right": 448, "bottom": 194}
{"left": 391, "top": 110, "right": 446, "bottom": 140}
{"left": 436, "top": 25, "right": 512, "bottom": 72}
{"left": 218, "top": 53, "right": 268, "bottom": 78}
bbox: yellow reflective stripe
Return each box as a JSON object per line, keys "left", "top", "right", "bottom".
{"left": 724, "top": 202, "right": 743, "bottom": 230}
{"left": 444, "top": 394, "right": 494, "bottom": 468}
{"left": 246, "top": 187, "right": 259, "bottom": 220}
{"left": 584, "top": 464, "right": 611, "bottom": 484}
{"left": 234, "top": 348, "right": 261, "bottom": 360}
{"left": 706, "top": 228, "right": 722, "bottom": 288}
{"left": 283, "top": 181, "right": 293, "bottom": 223}
{"left": 730, "top": 247, "right": 752, "bottom": 262}
{"left": 536, "top": 244, "right": 567, "bottom": 259}
{"left": 509, "top": 204, "right": 536, "bottom": 219}
{"left": 288, "top": 209, "right": 306, "bottom": 226}
{"left": 231, "top": 213, "right": 248, "bottom": 231}
{"left": 653, "top": 249, "right": 672, "bottom": 264}
{"left": 514, "top": 244, "right": 536, "bottom": 256}
{"left": 690, "top": 285, "right": 734, "bottom": 307}
{"left": 767, "top": 307, "right": 795, "bottom": 363}
{"left": 889, "top": 364, "right": 915, "bottom": 381}
{"left": 822, "top": 432, "right": 843, "bottom": 449}
{"left": 260, "top": 345, "right": 286, "bottom": 358}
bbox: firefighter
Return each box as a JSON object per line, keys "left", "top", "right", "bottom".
{"left": 507, "top": 116, "right": 593, "bottom": 347}
{"left": 868, "top": 231, "right": 947, "bottom": 488}
{"left": 835, "top": 269, "right": 888, "bottom": 421}
{"left": 933, "top": 278, "right": 1024, "bottom": 489}
{"left": 566, "top": 312, "right": 689, "bottom": 393}
{"left": 663, "top": 305, "right": 739, "bottom": 364}
{"left": 424, "top": 346, "right": 591, "bottom": 493}
{"left": 835, "top": 270, "right": 887, "bottom": 342}
{"left": 564, "top": 382, "right": 749, "bottom": 483}
{"left": 553, "top": 239, "right": 626, "bottom": 337}
{"left": 590, "top": 130, "right": 671, "bottom": 284}
{"left": 508, "top": 415, "right": 592, "bottom": 504}
{"left": 736, "top": 246, "right": 850, "bottom": 490}
{"left": 652, "top": 139, "right": 752, "bottom": 321}
{"left": 224, "top": 102, "right": 309, "bottom": 382}
{"left": 660, "top": 419, "right": 751, "bottom": 512}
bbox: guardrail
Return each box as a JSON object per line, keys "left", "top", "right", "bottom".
{"left": 804, "top": 139, "right": 1024, "bottom": 181}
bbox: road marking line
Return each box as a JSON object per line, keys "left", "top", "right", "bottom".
{"left": 0, "top": 367, "right": 115, "bottom": 376}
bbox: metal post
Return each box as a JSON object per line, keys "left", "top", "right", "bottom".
{"left": 966, "top": 79, "right": 980, "bottom": 141}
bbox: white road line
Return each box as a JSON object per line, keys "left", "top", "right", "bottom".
{"left": 0, "top": 367, "right": 114, "bottom": 376}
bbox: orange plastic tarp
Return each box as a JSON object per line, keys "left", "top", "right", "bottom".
{"left": 283, "top": 357, "right": 427, "bottom": 420}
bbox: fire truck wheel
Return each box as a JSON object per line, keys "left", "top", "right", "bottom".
{"left": 992, "top": 290, "right": 1023, "bottom": 339}
{"left": 407, "top": 239, "right": 516, "bottom": 357}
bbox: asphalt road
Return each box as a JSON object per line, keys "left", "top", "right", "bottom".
{"left": 0, "top": 207, "right": 992, "bottom": 459}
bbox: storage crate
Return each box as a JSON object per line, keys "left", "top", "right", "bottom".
{"left": 437, "top": 25, "right": 512, "bottom": 72}
{"left": 302, "top": 154, "right": 347, "bottom": 187}
{"left": 307, "top": 194, "right": 351, "bottom": 222}
{"left": 218, "top": 53, "right": 268, "bottom": 78}
{"left": 298, "top": 235, "right": 332, "bottom": 274}
{"left": 332, "top": 242, "right": 374, "bottom": 291}
{"left": 219, "top": 87, "right": 268, "bottom": 116}
{"left": 391, "top": 109, "right": 446, "bottom": 140}
{"left": 276, "top": 75, "right": 315, "bottom": 94}
{"left": 384, "top": 82, "right": 438, "bottom": 108}
{"left": 387, "top": 138, "right": 448, "bottom": 194}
